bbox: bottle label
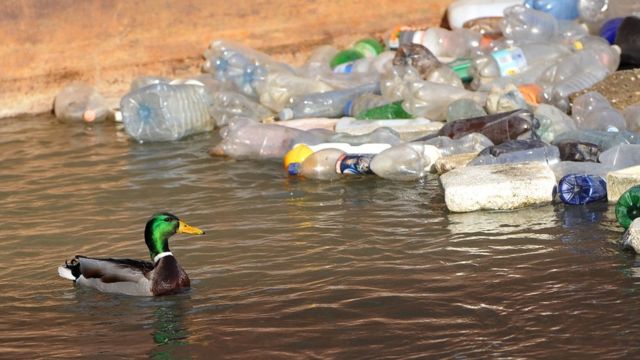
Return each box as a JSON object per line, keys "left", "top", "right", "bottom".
{"left": 343, "top": 100, "right": 354, "bottom": 116}
{"left": 336, "top": 154, "right": 374, "bottom": 175}
{"left": 491, "top": 48, "right": 527, "bottom": 76}
{"left": 333, "top": 62, "right": 354, "bottom": 74}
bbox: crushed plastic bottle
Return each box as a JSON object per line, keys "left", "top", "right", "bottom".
{"left": 328, "top": 127, "right": 402, "bottom": 145}
{"left": 501, "top": 5, "right": 559, "bottom": 44}
{"left": 571, "top": 92, "right": 626, "bottom": 132}
{"left": 345, "top": 93, "right": 390, "bottom": 117}
{"left": 370, "top": 143, "right": 442, "bottom": 180}
{"left": 599, "top": 144, "right": 640, "bottom": 170}
{"left": 254, "top": 72, "right": 334, "bottom": 112}
{"left": 556, "top": 141, "right": 601, "bottom": 162}
{"left": 534, "top": 104, "right": 577, "bottom": 143}
{"left": 423, "top": 133, "right": 494, "bottom": 156}
{"left": 468, "top": 139, "right": 560, "bottom": 166}
{"left": 54, "top": 81, "right": 110, "bottom": 123}
{"left": 121, "top": 83, "right": 213, "bottom": 142}
{"left": 210, "top": 91, "right": 273, "bottom": 127}
{"left": 558, "top": 173, "right": 608, "bottom": 205}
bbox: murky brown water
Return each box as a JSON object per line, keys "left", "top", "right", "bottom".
{"left": 1, "top": 114, "right": 640, "bottom": 358}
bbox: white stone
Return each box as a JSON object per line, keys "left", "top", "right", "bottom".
{"left": 606, "top": 165, "right": 640, "bottom": 202}
{"left": 434, "top": 152, "right": 479, "bottom": 175}
{"left": 439, "top": 161, "right": 557, "bottom": 212}
{"left": 622, "top": 218, "right": 640, "bottom": 254}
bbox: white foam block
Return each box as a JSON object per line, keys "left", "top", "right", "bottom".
{"left": 623, "top": 218, "right": 640, "bottom": 254}
{"left": 606, "top": 165, "right": 640, "bottom": 202}
{"left": 440, "top": 161, "right": 557, "bottom": 212}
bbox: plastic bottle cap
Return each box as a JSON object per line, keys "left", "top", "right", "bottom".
{"left": 448, "top": 58, "right": 473, "bottom": 83}
{"left": 279, "top": 108, "right": 294, "bottom": 121}
{"left": 114, "top": 110, "right": 123, "bottom": 123}
{"left": 283, "top": 144, "right": 314, "bottom": 171}
{"left": 518, "top": 84, "right": 543, "bottom": 106}
{"left": 83, "top": 110, "right": 97, "bottom": 123}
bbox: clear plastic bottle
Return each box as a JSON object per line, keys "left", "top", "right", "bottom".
{"left": 551, "top": 129, "right": 631, "bottom": 151}
{"left": 54, "top": 81, "right": 110, "bottom": 123}
{"left": 299, "top": 148, "right": 347, "bottom": 180}
{"left": 558, "top": 173, "right": 608, "bottom": 205}
{"left": 397, "top": 27, "right": 482, "bottom": 60}
{"left": 571, "top": 92, "right": 626, "bottom": 132}
{"left": 401, "top": 80, "right": 488, "bottom": 120}
{"left": 129, "top": 76, "right": 170, "bottom": 92}
{"left": 279, "top": 82, "right": 379, "bottom": 120}
{"left": 533, "top": 103, "right": 577, "bottom": 143}
{"left": 370, "top": 143, "right": 442, "bottom": 180}
{"left": 210, "top": 91, "right": 274, "bottom": 127}
{"left": 254, "top": 72, "right": 334, "bottom": 112}
{"left": 423, "top": 133, "right": 494, "bottom": 156}
{"left": 332, "top": 51, "right": 395, "bottom": 75}
{"left": 623, "top": 104, "right": 640, "bottom": 132}
{"left": 299, "top": 45, "right": 379, "bottom": 90}
{"left": 501, "top": 5, "right": 559, "bottom": 44}
{"left": 468, "top": 139, "right": 560, "bottom": 166}
{"left": 346, "top": 93, "right": 390, "bottom": 117}
{"left": 328, "top": 127, "right": 402, "bottom": 145}
{"left": 524, "top": 0, "right": 580, "bottom": 20}
{"left": 120, "top": 83, "right": 213, "bottom": 142}
{"left": 599, "top": 144, "right": 640, "bottom": 170}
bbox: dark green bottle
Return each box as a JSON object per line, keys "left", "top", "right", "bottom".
{"left": 355, "top": 101, "right": 413, "bottom": 120}
{"left": 616, "top": 185, "right": 640, "bottom": 230}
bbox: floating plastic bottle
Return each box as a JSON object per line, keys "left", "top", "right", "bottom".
{"left": 416, "top": 109, "right": 534, "bottom": 145}
{"left": 558, "top": 174, "right": 607, "bottom": 205}
{"left": 336, "top": 154, "right": 376, "bottom": 175}
{"left": 210, "top": 91, "right": 273, "bottom": 127}
{"left": 370, "top": 143, "right": 442, "bottom": 181}
{"left": 284, "top": 143, "right": 392, "bottom": 175}
{"left": 355, "top": 101, "right": 413, "bottom": 120}
{"left": 209, "top": 118, "right": 326, "bottom": 160}
{"left": 279, "top": 82, "right": 379, "bottom": 120}
{"left": 328, "top": 127, "right": 402, "bottom": 145}
{"left": 571, "top": 92, "right": 626, "bottom": 132}
{"left": 54, "top": 81, "right": 110, "bottom": 123}
{"left": 616, "top": 185, "right": 640, "bottom": 230}
{"left": 468, "top": 139, "right": 560, "bottom": 166}
{"left": 121, "top": 83, "right": 213, "bottom": 142}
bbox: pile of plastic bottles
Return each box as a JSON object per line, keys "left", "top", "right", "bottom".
{"left": 53, "top": 0, "right": 640, "bottom": 245}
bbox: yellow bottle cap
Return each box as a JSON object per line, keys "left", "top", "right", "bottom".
{"left": 283, "top": 144, "right": 314, "bottom": 171}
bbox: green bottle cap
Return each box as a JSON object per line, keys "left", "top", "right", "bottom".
{"left": 448, "top": 58, "right": 473, "bottom": 83}
{"left": 353, "top": 38, "right": 385, "bottom": 58}
{"left": 330, "top": 49, "right": 365, "bottom": 69}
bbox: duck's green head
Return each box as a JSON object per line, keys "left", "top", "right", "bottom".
{"left": 144, "top": 213, "right": 205, "bottom": 260}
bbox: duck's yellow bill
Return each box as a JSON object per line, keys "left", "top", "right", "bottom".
{"left": 177, "top": 221, "right": 205, "bottom": 235}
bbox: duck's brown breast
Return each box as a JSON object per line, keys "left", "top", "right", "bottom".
{"left": 151, "top": 256, "right": 190, "bottom": 296}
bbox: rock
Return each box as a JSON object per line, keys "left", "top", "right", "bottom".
{"left": 622, "top": 218, "right": 640, "bottom": 253}
{"left": 606, "top": 165, "right": 640, "bottom": 202}
{"left": 569, "top": 69, "right": 640, "bottom": 112}
{"left": 434, "top": 152, "right": 479, "bottom": 175}
{"left": 440, "top": 162, "right": 557, "bottom": 212}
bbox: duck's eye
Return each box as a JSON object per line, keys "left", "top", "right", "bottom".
{"left": 164, "top": 217, "right": 173, "bottom": 222}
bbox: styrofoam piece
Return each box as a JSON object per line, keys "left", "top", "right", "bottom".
{"left": 434, "top": 152, "right": 479, "bottom": 175}
{"left": 622, "top": 218, "right": 640, "bottom": 254}
{"left": 606, "top": 165, "right": 640, "bottom": 202}
{"left": 440, "top": 161, "right": 556, "bottom": 212}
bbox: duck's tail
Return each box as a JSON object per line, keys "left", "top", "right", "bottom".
{"left": 58, "top": 258, "right": 81, "bottom": 281}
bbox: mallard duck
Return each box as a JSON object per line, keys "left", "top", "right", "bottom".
{"left": 57, "top": 213, "right": 205, "bottom": 296}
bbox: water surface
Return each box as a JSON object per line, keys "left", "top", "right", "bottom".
{"left": 1, "top": 115, "right": 639, "bottom": 358}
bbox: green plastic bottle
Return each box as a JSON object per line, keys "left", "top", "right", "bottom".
{"left": 355, "top": 101, "right": 413, "bottom": 120}
{"left": 616, "top": 185, "right": 640, "bottom": 230}
{"left": 330, "top": 38, "right": 385, "bottom": 69}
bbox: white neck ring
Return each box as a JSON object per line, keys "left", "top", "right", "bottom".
{"left": 154, "top": 251, "right": 173, "bottom": 264}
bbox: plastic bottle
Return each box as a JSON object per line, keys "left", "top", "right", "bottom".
{"left": 370, "top": 143, "right": 442, "bottom": 180}
{"left": 333, "top": 51, "right": 395, "bottom": 75}
{"left": 210, "top": 91, "right": 274, "bottom": 127}
{"left": 254, "top": 72, "right": 334, "bottom": 112}
{"left": 533, "top": 104, "right": 577, "bottom": 144}
{"left": 524, "top": 0, "right": 580, "bottom": 20}
{"left": 129, "top": 76, "right": 170, "bottom": 92}
{"left": 571, "top": 92, "right": 626, "bottom": 132}
{"left": 209, "top": 118, "right": 326, "bottom": 160}
{"left": 401, "top": 80, "right": 488, "bottom": 120}
{"left": 600, "top": 17, "right": 624, "bottom": 44}
{"left": 121, "top": 83, "right": 213, "bottom": 142}
{"left": 623, "top": 104, "right": 640, "bottom": 132}
{"left": 550, "top": 161, "right": 611, "bottom": 181}
{"left": 415, "top": 109, "right": 534, "bottom": 145}
{"left": 556, "top": 141, "right": 601, "bottom": 162}
{"left": 446, "top": 98, "right": 488, "bottom": 123}
{"left": 336, "top": 154, "right": 376, "bottom": 175}
{"left": 447, "top": 0, "right": 523, "bottom": 30}
{"left": 355, "top": 101, "right": 413, "bottom": 120}
{"left": 392, "top": 44, "right": 441, "bottom": 80}
{"left": 328, "top": 127, "right": 402, "bottom": 145}
{"left": 54, "top": 81, "right": 110, "bottom": 123}
{"left": 330, "top": 38, "right": 385, "bottom": 69}
{"left": 334, "top": 118, "right": 441, "bottom": 140}
{"left": 279, "top": 82, "right": 379, "bottom": 120}
{"left": 396, "top": 27, "right": 482, "bottom": 60}
{"left": 501, "top": 5, "right": 559, "bottom": 44}
{"left": 558, "top": 173, "right": 608, "bottom": 205}
{"left": 299, "top": 148, "right": 347, "bottom": 180}
{"left": 599, "top": 144, "right": 640, "bottom": 170}
{"left": 616, "top": 185, "right": 640, "bottom": 230}
{"left": 284, "top": 143, "right": 392, "bottom": 175}
{"left": 551, "top": 129, "right": 631, "bottom": 151}
{"left": 468, "top": 139, "right": 560, "bottom": 166}
{"left": 345, "top": 93, "right": 390, "bottom": 117}
{"left": 423, "top": 133, "right": 494, "bottom": 156}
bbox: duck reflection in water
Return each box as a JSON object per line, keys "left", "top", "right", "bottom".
{"left": 150, "top": 298, "right": 190, "bottom": 360}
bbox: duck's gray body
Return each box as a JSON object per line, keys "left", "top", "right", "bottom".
{"left": 58, "top": 253, "right": 190, "bottom": 296}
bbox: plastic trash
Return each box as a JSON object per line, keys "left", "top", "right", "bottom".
{"left": 447, "top": 0, "right": 522, "bottom": 30}
{"left": 209, "top": 118, "right": 326, "bottom": 160}
{"left": 446, "top": 98, "right": 487, "bottom": 123}
{"left": 556, "top": 141, "right": 601, "bottom": 162}
{"left": 370, "top": 143, "right": 442, "bottom": 180}
{"left": 423, "top": 133, "right": 494, "bottom": 156}
{"left": 600, "top": 17, "right": 625, "bottom": 44}
{"left": 345, "top": 93, "right": 391, "bottom": 117}
{"left": 552, "top": 129, "right": 632, "bottom": 151}
{"left": 330, "top": 38, "right": 385, "bottom": 69}
{"left": 615, "top": 16, "right": 640, "bottom": 70}
{"left": 401, "top": 80, "right": 487, "bottom": 120}
{"left": 355, "top": 101, "right": 413, "bottom": 120}
{"left": 623, "top": 104, "right": 640, "bottom": 132}
{"left": 392, "top": 44, "right": 441, "bottom": 80}
{"left": 599, "top": 144, "right": 640, "bottom": 170}
{"left": 334, "top": 117, "right": 443, "bottom": 140}
{"left": 333, "top": 51, "right": 395, "bottom": 75}
{"left": 299, "top": 148, "right": 347, "bottom": 180}
{"left": 468, "top": 139, "right": 560, "bottom": 166}
{"left": 279, "top": 82, "right": 379, "bottom": 120}
{"left": 550, "top": 161, "right": 610, "bottom": 181}
{"left": 558, "top": 174, "right": 607, "bottom": 205}
{"left": 210, "top": 91, "right": 273, "bottom": 127}
{"left": 129, "top": 76, "right": 170, "bottom": 92}
{"left": 616, "top": 185, "right": 640, "bottom": 230}
{"left": 394, "top": 27, "right": 482, "bottom": 60}
{"left": 533, "top": 104, "right": 577, "bottom": 143}
{"left": 121, "top": 83, "right": 213, "bottom": 142}
{"left": 336, "top": 154, "right": 376, "bottom": 175}
{"left": 54, "top": 81, "right": 109, "bottom": 123}
{"left": 254, "top": 72, "right": 334, "bottom": 112}
{"left": 284, "top": 143, "right": 391, "bottom": 175}
{"left": 416, "top": 109, "right": 534, "bottom": 145}
{"left": 524, "top": 0, "right": 580, "bottom": 20}
{"left": 328, "top": 127, "right": 402, "bottom": 145}
{"left": 501, "top": 5, "right": 559, "bottom": 44}
{"left": 572, "top": 92, "right": 626, "bottom": 132}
